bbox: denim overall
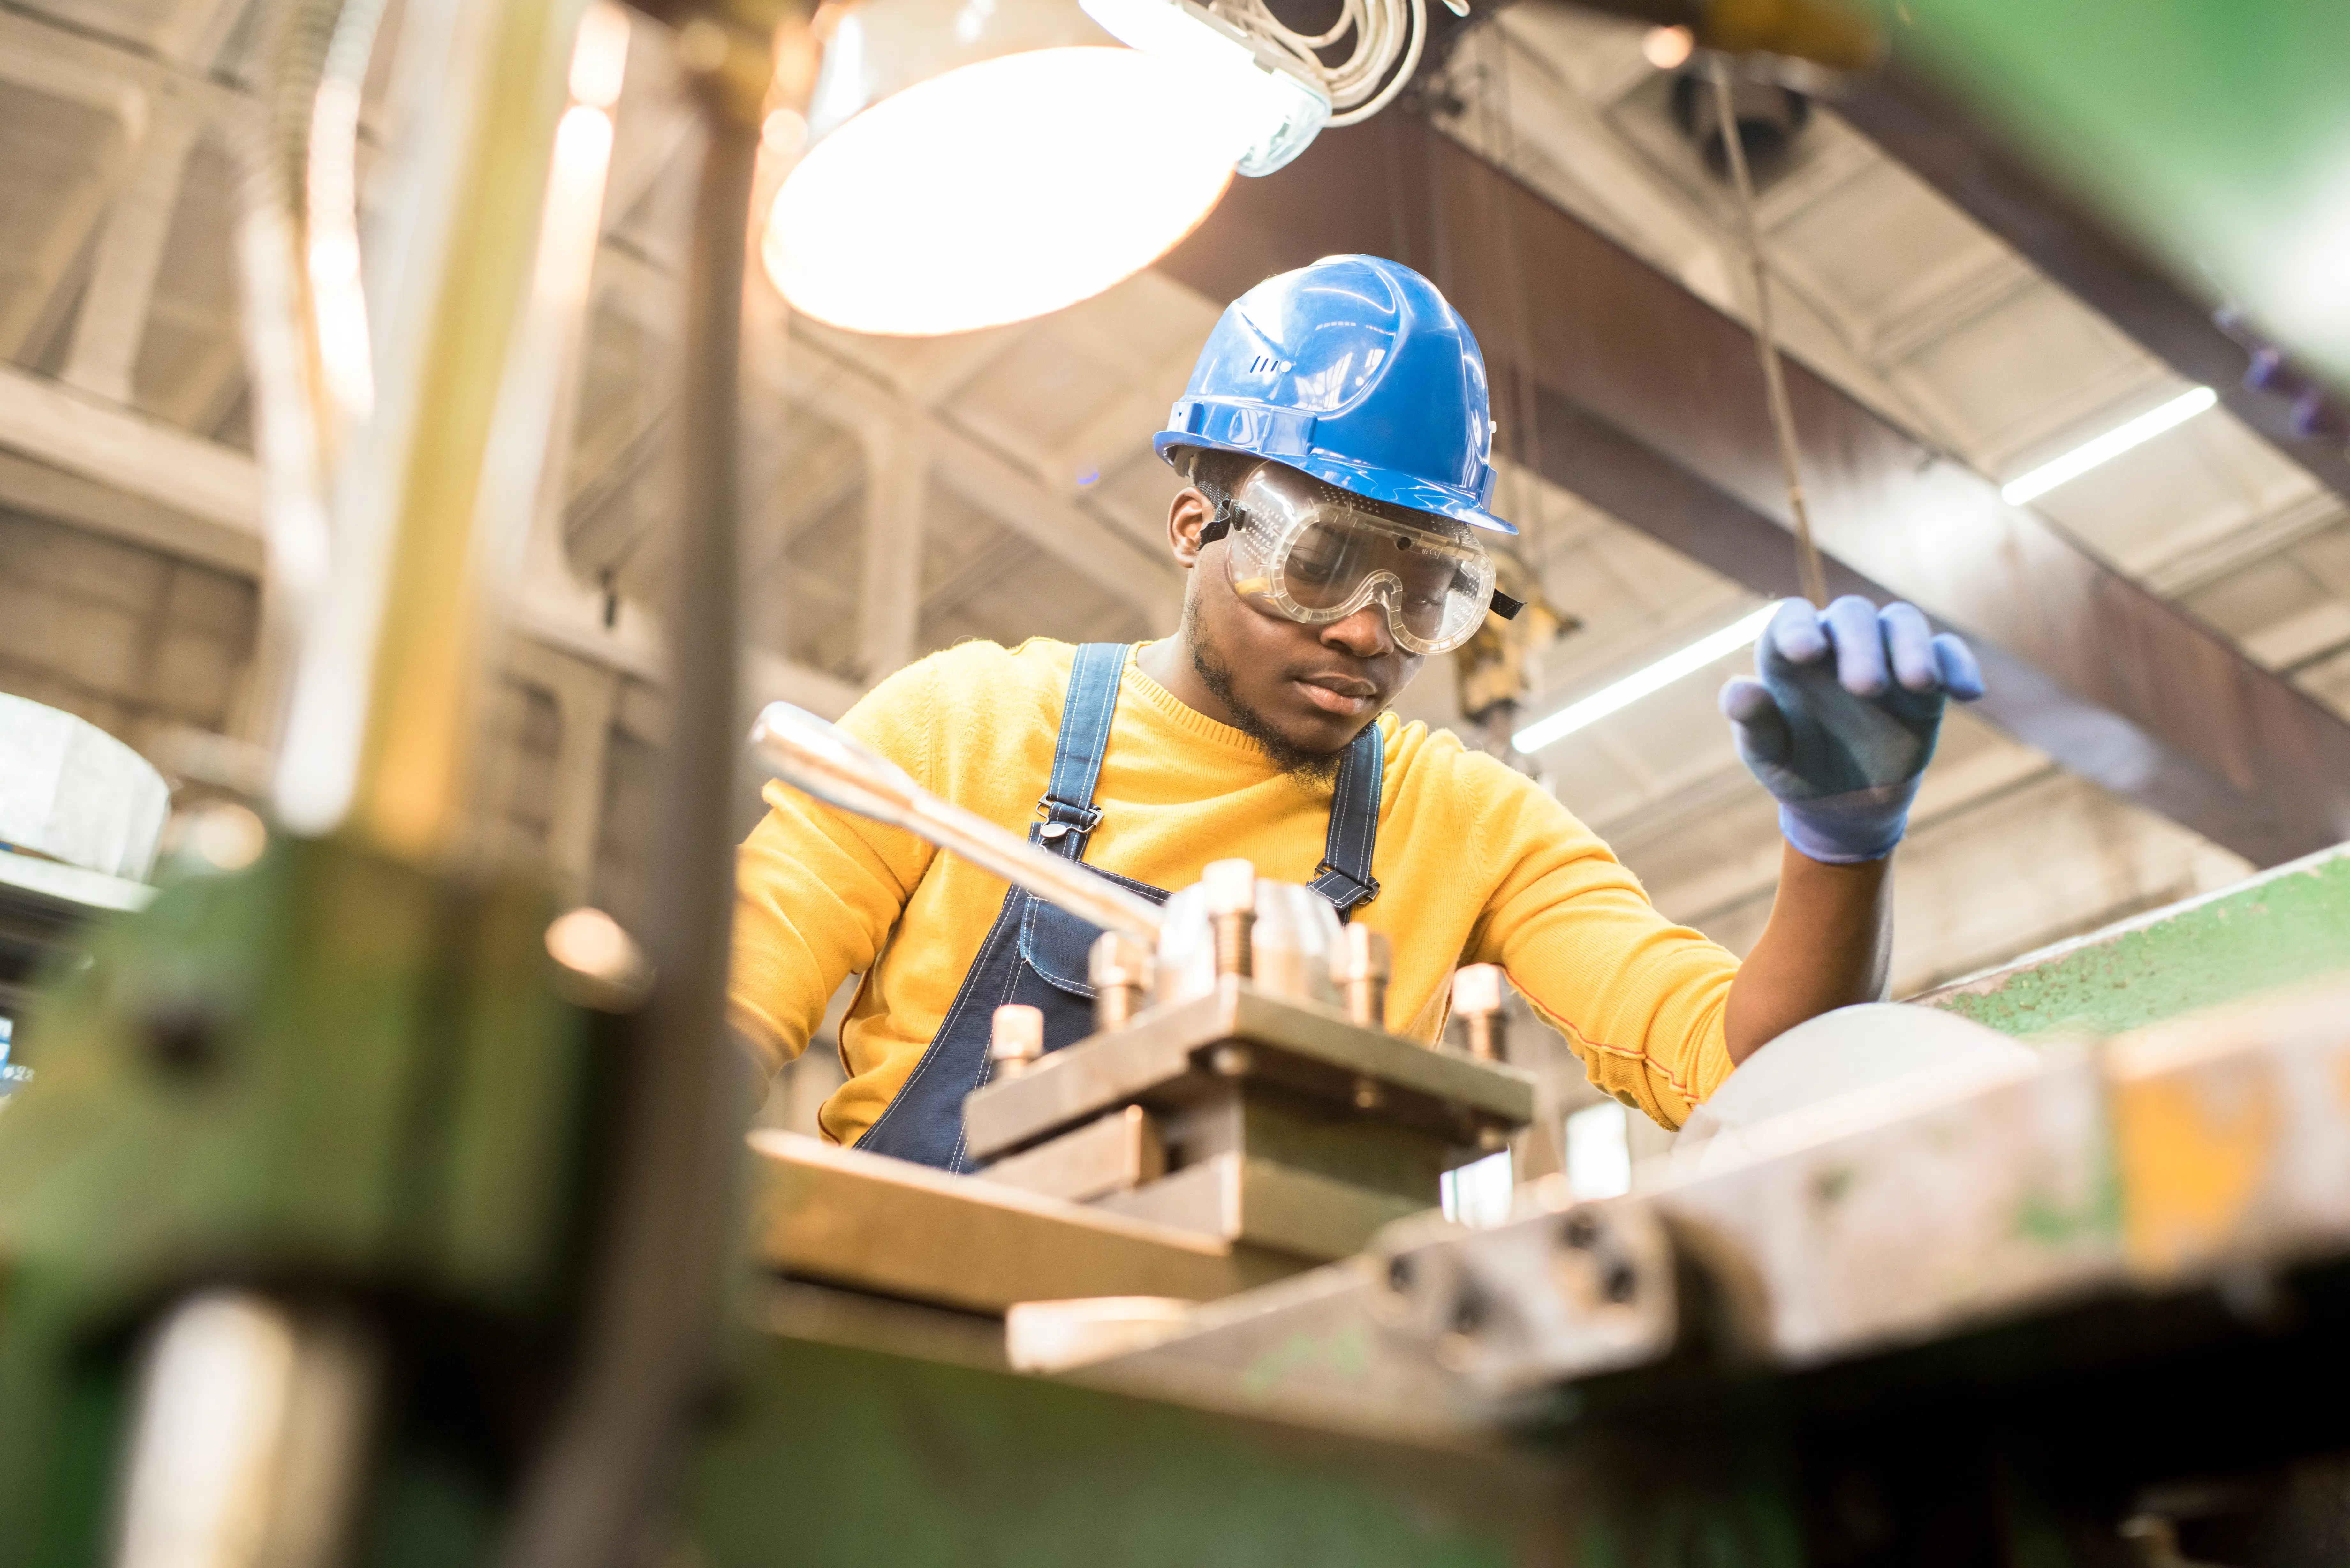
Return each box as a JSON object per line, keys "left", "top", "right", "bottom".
{"left": 855, "top": 642, "right": 1387, "bottom": 1172}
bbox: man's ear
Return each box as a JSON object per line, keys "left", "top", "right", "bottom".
{"left": 1168, "top": 487, "right": 1215, "bottom": 568}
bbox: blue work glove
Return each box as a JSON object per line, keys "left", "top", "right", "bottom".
{"left": 1720, "top": 596, "right": 1985, "bottom": 863}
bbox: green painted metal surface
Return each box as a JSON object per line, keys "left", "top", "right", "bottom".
{"left": 1869, "top": 0, "right": 2350, "bottom": 388}
{"left": 0, "top": 836, "right": 596, "bottom": 1566}
{"left": 684, "top": 1332, "right": 1567, "bottom": 1567}
{"left": 1916, "top": 845, "right": 2350, "bottom": 1039}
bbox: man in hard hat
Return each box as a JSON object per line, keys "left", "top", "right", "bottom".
{"left": 731, "top": 254, "right": 1982, "bottom": 1167}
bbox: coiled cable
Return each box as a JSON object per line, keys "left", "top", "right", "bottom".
{"left": 1216, "top": 0, "right": 1429, "bottom": 126}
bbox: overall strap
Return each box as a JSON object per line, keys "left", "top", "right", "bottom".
{"left": 1308, "top": 724, "right": 1385, "bottom": 919}
{"left": 1035, "top": 643, "right": 1128, "bottom": 861}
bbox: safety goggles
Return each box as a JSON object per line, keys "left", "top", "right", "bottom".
{"left": 1199, "top": 465, "right": 1521, "bottom": 656}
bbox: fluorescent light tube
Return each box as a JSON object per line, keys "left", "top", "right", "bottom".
{"left": 1512, "top": 605, "right": 1776, "bottom": 755}
{"left": 1999, "top": 386, "right": 2217, "bottom": 506}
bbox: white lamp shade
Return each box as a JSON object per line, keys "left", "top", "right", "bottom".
{"left": 765, "top": 0, "right": 1247, "bottom": 337}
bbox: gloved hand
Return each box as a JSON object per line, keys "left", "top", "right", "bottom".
{"left": 1720, "top": 596, "right": 1985, "bottom": 863}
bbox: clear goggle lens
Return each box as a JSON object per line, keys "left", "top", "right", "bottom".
{"left": 1218, "top": 466, "right": 1496, "bottom": 655}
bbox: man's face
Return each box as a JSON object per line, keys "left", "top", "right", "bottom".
{"left": 1168, "top": 480, "right": 1427, "bottom": 763}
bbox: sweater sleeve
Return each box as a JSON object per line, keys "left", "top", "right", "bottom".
{"left": 1460, "top": 753, "right": 1740, "bottom": 1129}
{"left": 728, "top": 660, "right": 943, "bottom": 1075}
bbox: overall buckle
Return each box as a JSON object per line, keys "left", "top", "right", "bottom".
{"left": 1037, "top": 800, "right": 1105, "bottom": 842}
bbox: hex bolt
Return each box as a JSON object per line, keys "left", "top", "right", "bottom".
{"left": 1452, "top": 964, "right": 1508, "bottom": 1063}
{"left": 1330, "top": 924, "right": 1391, "bottom": 1029}
{"left": 1559, "top": 1210, "right": 1601, "bottom": 1251}
{"left": 1201, "top": 858, "right": 1258, "bottom": 980}
{"left": 1088, "top": 931, "right": 1154, "bottom": 1032}
{"left": 1351, "top": 1074, "right": 1384, "bottom": 1112}
{"left": 1386, "top": 1254, "right": 1415, "bottom": 1293}
{"left": 1209, "top": 1043, "right": 1253, "bottom": 1078}
{"left": 989, "top": 1004, "right": 1044, "bottom": 1081}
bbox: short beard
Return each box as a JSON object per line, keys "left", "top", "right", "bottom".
{"left": 1189, "top": 614, "right": 1345, "bottom": 786}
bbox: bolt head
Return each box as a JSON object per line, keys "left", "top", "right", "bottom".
{"left": 1088, "top": 930, "right": 1154, "bottom": 988}
{"left": 1200, "top": 859, "right": 1258, "bottom": 917}
{"left": 1451, "top": 963, "right": 1504, "bottom": 1015}
{"left": 990, "top": 1004, "right": 1044, "bottom": 1069}
{"left": 1331, "top": 924, "right": 1392, "bottom": 984}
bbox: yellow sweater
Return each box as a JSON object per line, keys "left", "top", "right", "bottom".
{"left": 731, "top": 639, "right": 1740, "bottom": 1140}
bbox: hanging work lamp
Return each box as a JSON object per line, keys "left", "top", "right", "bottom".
{"left": 763, "top": 0, "right": 1330, "bottom": 337}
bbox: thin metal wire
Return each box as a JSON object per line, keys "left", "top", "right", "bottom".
{"left": 1485, "top": 26, "right": 1547, "bottom": 558}
{"left": 1709, "top": 58, "right": 1829, "bottom": 609}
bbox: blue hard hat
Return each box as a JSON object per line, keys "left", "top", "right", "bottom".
{"left": 1155, "top": 255, "right": 1512, "bottom": 535}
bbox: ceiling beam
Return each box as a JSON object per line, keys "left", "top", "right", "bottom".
{"left": 1159, "top": 113, "right": 2350, "bottom": 868}
{"left": 0, "top": 8, "right": 256, "bottom": 360}
{"left": 590, "top": 244, "right": 1185, "bottom": 626}
{"left": 777, "top": 331, "right": 1185, "bottom": 625}
{"left": 0, "top": 445, "right": 257, "bottom": 579}
{"left": 0, "top": 356, "right": 863, "bottom": 723}
{"left": 855, "top": 420, "right": 925, "bottom": 680}
{"left": 515, "top": 571, "right": 865, "bottom": 721}
{"left": 62, "top": 94, "right": 204, "bottom": 404}
{"left": 0, "top": 362, "right": 260, "bottom": 561}
{"left": 1836, "top": 69, "right": 2350, "bottom": 513}
{"left": 153, "top": 0, "right": 253, "bottom": 70}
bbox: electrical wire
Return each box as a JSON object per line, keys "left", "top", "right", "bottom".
{"left": 1215, "top": 0, "right": 1429, "bottom": 126}
{"left": 1709, "top": 57, "right": 1829, "bottom": 609}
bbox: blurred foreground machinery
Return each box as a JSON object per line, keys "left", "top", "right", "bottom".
{"left": 1, "top": 0, "right": 2349, "bottom": 1563}
{"left": 733, "top": 850, "right": 2350, "bottom": 1566}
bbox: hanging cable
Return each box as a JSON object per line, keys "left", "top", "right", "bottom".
{"left": 1215, "top": 0, "right": 1429, "bottom": 126}
{"left": 1709, "top": 57, "right": 1829, "bottom": 609}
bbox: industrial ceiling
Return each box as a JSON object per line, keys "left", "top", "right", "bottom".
{"left": 3, "top": 0, "right": 2346, "bottom": 996}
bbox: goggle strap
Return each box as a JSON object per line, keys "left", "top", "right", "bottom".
{"left": 1194, "top": 474, "right": 1240, "bottom": 547}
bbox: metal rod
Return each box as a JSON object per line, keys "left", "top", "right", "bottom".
{"left": 747, "top": 702, "right": 1165, "bottom": 946}
{"left": 270, "top": 0, "right": 591, "bottom": 850}
{"left": 1710, "top": 57, "right": 1829, "bottom": 610}
{"left": 497, "top": 24, "right": 769, "bottom": 1565}
{"left": 352, "top": 0, "right": 594, "bottom": 854}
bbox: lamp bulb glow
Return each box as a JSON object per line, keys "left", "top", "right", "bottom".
{"left": 1079, "top": 0, "right": 1331, "bottom": 177}
{"left": 765, "top": 47, "right": 1239, "bottom": 337}
{"left": 1642, "top": 26, "right": 1695, "bottom": 71}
